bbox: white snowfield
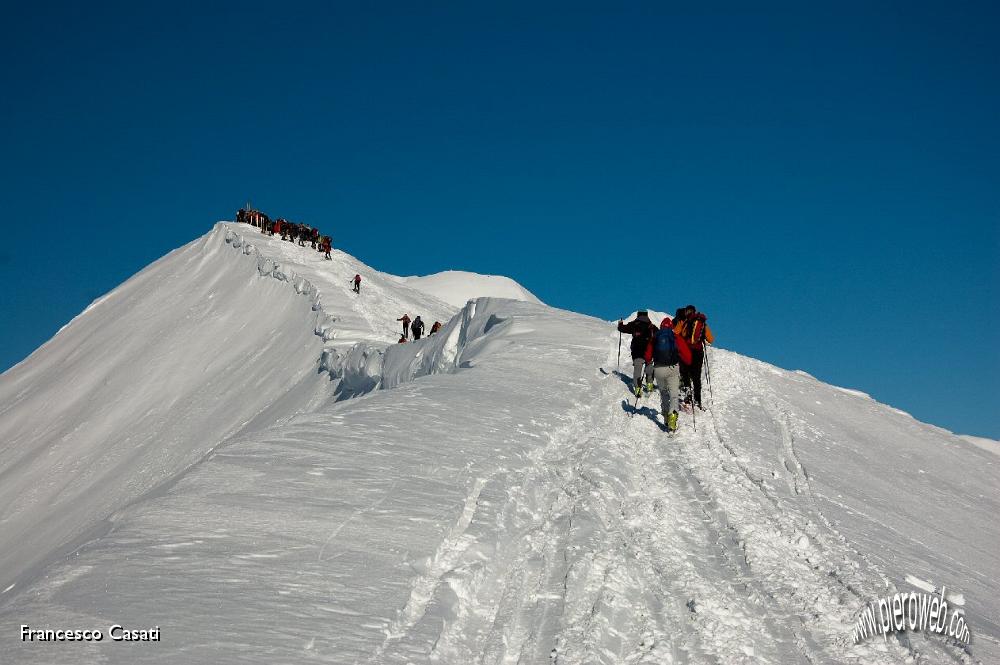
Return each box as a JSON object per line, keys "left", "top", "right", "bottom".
{"left": 394, "top": 270, "right": 543, "bottom": 309}
{"left": 1, "top": 223, "right": 997, "bottom": 665}
{"left": 959, "top": 435, "right": 1000, "bottom": 458}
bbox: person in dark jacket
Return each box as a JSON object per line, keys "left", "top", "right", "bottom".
{"left": 617, "top": 311, "right": 658, "bottom": 397}
{"left": 352, "top": 274, "right": 361, "bottom": 293}
{"left": 411, "top": 316, "right": 425, "bottom": 340}
{"left": 397, "top": 314, "right": 411, "bottom": 339}
{"left": 429, "top": 321, "right": 442, "bottom": 335}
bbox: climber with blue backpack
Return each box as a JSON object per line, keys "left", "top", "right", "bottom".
{"left": 652, "top": 316, "right": 692, "bottom": 433}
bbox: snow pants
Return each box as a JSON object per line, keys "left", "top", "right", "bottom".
{"left": 681, "top": 348, "right": 705, "bottom": 406}
{"left": 632, "top": 357, "right": 653, "bottom": 389}
{"left": 653, "top": 364, "right": 681, "bottom": 416}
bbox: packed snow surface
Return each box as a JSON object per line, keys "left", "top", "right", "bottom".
{"left": 395, "top": 270, "right": 542, "bottom": 308}
{"left": 960, "top": 434, "right": 1000, "bottom": 458}
{"left": 1, "top": 222, "right": 997, "bottom": 664}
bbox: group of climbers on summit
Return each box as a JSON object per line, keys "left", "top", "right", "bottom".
{"left": 617, "top": 305, "right": 714, "bottom": 433}
{"left": 237, "top": 206, "right": 366, "bottom": 294}
{"left": 237, "top": 206, "right": 333, "bottom": 260}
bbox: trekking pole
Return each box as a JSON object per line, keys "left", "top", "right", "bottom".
{"left": 628, "top": 378, "right": 642, "bottom": 418}
{"left": 629, "top": 384, "right": 642, "bottom": 418}
{"left": 704, "top": 345, "right": 714, "bottom": 407}
{"left": 691, "top": 390, "right": 697, "bottom": 431}
{"left": 617, "top": 331, "right": 622, "bottom": 371}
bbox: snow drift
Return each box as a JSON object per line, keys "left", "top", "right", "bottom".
{"left": 395, "top": 270, "right": 542, "bottom": 308}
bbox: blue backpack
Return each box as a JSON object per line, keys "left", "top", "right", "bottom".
{"left": 653, "top": 328, "right": 679, "bottom": 365}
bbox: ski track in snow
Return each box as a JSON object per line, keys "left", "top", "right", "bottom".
{"left": 1, "top": 223, "right": 994, "bottom": 665}
{"left": 370, "top": 341, "right": 977, "bottom": 664}
{"left": 371, "top": 340, "right": 984, "bottom": 665}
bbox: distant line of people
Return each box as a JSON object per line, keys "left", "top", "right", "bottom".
{"left": 396, "top": 314, "right": 443, "bottom": 343}
{"left": 236, "top": 207, "right": 333, "bottom": 260}
{"left": 617, "top": 305, "right": 714, "bottom": 432}
{"left": 237, "top": 207, "right": 443, "bottom": 348}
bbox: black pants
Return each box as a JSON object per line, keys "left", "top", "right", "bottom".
{"left": 681, "top": 347, "right": 704, "bottom": 406}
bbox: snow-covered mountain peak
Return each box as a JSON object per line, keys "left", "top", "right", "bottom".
{"left": 0, "top": 222, "right": 455, "bottom": 597}
{"left": 1, "top": 221, "right": 997, "bottom": 665}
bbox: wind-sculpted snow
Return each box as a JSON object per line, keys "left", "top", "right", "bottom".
{"left": 2, "top": 224, "right": 998, "bottom": 665}
{"left": 379, "top": 300, "right": 480, "bottom": 390}
{"left": 338, "top": 343, "right": 385, "bottom": 395}
{"left": 218, "top": 224, "right": 474, "bottom": 398}
{"left": 0, "top": 222, "right": 453, "bottom": 601}
{"left": 224, "top": 228, "right": 325, "bottom": 314}
{"left": 219, "top": 223, "right": 455, "bottom": 350}
{"left": 326, "top": 299, "right": 516, "bottom": 398}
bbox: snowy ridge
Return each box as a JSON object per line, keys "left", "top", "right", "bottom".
{"left": 220, "top": 224, "right": 525, "bottom": 400}
{"left": 221, "top": 226, "right": 331, "bottom": 341}
{"left": 220, "top": 223, "right": 476, "bottom": 397}
{"left": 0, "top": 222, "right": 453, "bottom": 600}
{"left": 1, "top": 224, "right": 998, "bottom": 664}
{"left": 0, "top": 227, "right": 326, "bottom": 596}
{"left": 219, "top": 222, "right": 456, "bottom": 351}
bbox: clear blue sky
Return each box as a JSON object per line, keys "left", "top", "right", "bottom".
{"left": 2, "top": 2, "right": 997, "bottom": 437}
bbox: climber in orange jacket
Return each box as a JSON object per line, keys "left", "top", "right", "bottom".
{"left": 674, "top": 305, "right": 714, "bottom": 409}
